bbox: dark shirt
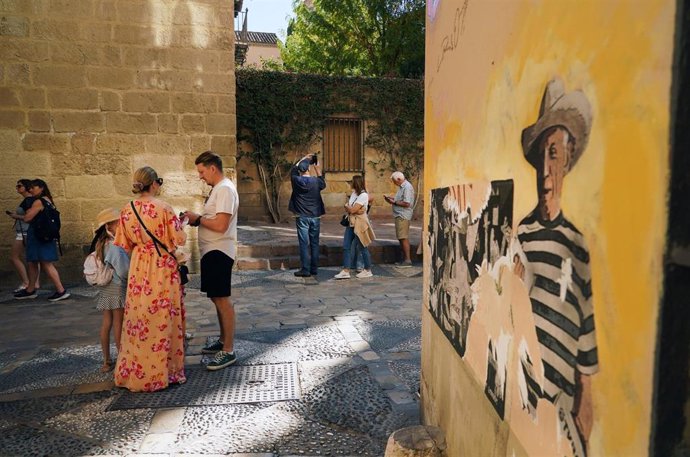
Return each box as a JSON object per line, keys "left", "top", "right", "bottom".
{"left": 288, "top": 165, "right": 326, "bottom": 217}
{"left": 19, "top": 196, "right": 34, "bottom": 211}
{"left": 15, "top": 196, "right": 35, "bottom": 233}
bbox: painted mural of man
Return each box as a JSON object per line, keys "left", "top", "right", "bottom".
{"left": 513, "top": 78, "right": 598, "bottom": 452}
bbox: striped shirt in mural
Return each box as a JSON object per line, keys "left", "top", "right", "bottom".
{"left": 517, "top": 210, "right": 599, "bottom": 411}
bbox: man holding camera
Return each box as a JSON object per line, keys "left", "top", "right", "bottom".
{"left": 289, "top": 153, "right": 326, "bottom": 277}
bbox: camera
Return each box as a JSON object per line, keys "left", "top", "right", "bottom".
{"left": 310, "top": 154, "right": 318, "bottom": 165}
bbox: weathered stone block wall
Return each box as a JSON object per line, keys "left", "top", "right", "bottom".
{"left": 0, "top": 0, "right": 236, "bottom": 286}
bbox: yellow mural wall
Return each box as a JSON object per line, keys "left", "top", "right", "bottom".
{"left": 422, "top": 0, "right": 675, "bottom": 455}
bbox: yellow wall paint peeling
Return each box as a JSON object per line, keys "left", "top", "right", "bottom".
{"left": 423, "top": 0, "right": 674, "bottom": 455}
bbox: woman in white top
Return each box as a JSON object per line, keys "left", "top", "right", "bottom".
{"left": 334, "top": 175, "right": 374, "bottom": 279}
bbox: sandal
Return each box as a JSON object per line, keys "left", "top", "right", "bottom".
{"left": 100, "top": 360, "right": 113, "bottom": 373}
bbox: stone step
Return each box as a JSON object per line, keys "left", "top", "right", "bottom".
{"left": 235, "top": 244, "right": 421, "bottom": 271}
{"left": 237, "top": 244, "right": 299, "bottom": 258}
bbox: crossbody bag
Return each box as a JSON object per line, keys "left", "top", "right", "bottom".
{"left": 130, "top": 201, "right": 189, "bottom": 285}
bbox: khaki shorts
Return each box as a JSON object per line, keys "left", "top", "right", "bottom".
{"left": 394, "top": 217, "right": 410, "bottom": 240}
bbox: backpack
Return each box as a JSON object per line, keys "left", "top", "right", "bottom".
{"left": 83, "top": 251, "right": 114, "bottom": 286}
{"left": 32, "top": 198, "right": 61, "bottom": 243}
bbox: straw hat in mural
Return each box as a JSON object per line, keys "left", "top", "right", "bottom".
{"left": 95, "top": 208, "right": 120, "bottom": 232}
{"left": 521, "top": 77, "right": 593, "bottom": 173}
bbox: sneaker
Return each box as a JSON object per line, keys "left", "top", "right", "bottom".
{"left": 356, "top": 269, "right": 373, "bottom": 278}
{"left": 334, "top": 270, "right": 351, "bottom": 279}
{"left": 294, "top": 270, "right": 311, "bottom": 277}
{"left": 48, "top": 290, "right": 71, "bottom": 302}
{"left": 14, "top": 289, "right": 37, "bottom": 300}
{"left": 395, "top": 261, "right": 413, "bottom": 268}
{"left": 202, "top": 339, "right": 223, "bottom": 354}
{"left": 13, "top": 285, "right": 26, "bottom": 294}
{"left": 206, "top": 350, "right": 237, "bottom": 371}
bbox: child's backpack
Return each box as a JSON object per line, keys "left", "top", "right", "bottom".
{"left": 33, "top": 198, "right": 61, "bottom": 243}
{"left": 83, "top": 251, "right": 114, "bottom": 286}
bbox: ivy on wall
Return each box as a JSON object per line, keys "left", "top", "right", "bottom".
{"left": 236, "top": 69, "right": 423, "bottom": 222}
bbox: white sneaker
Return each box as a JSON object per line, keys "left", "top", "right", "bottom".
{"left": 356, "top": 270, "right": 373, "bottom": 278}
{"left": 334, "top": 270, "right": 351, "bottom": 279}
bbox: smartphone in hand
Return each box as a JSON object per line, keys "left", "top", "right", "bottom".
{"left": 5, "top": 210, "right": 12, "bottom": 215}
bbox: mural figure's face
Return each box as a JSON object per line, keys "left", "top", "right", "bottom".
{"left": 535, "top": 126, "right": 572, "bottom": 221}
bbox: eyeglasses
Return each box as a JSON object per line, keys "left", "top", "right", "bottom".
{"left": 155, "top": 178, "right": 164, "bottom": 186}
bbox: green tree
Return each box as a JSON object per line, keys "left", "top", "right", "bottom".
{"left": 281, "top": 0, "right": 425, "bottom": 78}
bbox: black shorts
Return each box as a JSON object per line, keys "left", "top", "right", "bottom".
{"left": 200, "top": 250, "right": 234, "bottom": 298}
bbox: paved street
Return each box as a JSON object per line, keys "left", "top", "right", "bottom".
{"left": 0, "top": 263, "right": 423, "bottom": 456}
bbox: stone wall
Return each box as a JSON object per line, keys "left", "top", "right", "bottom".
{"left": 237, "top": 122, "right": 423, "bottom": 223}
{"left": 0, "top": 0, "right": 237, "bottom": 285}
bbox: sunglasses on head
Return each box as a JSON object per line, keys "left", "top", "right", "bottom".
{"left": 155, "top": 178, "right": 164, "bottom": 186}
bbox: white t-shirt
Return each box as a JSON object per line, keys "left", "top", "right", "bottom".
{"left": 199, "top": 177, "right": 239, "bottom": 259}
{"left": 349, "top": 191, "right": 369, "bottom": 220}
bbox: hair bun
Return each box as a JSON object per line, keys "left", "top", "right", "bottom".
{"left": 132, "top": 181, "right": 144, "bottom": 193}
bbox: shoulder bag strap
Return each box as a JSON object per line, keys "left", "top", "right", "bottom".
{"left": 129, "top": 201, "right": 177, "bottom": 262}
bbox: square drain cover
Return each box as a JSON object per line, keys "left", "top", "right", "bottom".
{"left": 108, "top": 363, "right": 300, "bottom": 410}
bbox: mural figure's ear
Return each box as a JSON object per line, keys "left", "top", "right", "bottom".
{"left": 564, "top": 138, "right": 575, "bottom": 173}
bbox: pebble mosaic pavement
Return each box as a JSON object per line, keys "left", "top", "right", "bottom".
{"left": 0, "top": 263, "right": 423, "bottom": 456}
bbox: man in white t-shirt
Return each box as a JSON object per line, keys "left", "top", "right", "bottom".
{"left": 183, "top": 151, "right": 239, "bottom": 371}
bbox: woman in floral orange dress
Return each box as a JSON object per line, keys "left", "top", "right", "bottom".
{"left": 114, "top": 166, "right": 187, "bottom": 392}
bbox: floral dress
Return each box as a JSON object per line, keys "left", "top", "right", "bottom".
{"left": 114, "top": 198, "right": 186, "bottom": 392}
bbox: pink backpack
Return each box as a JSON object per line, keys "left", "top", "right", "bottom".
{"left": 83, "top": 251, "right": 114, "bottom": 286}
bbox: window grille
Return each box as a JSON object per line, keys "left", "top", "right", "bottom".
{"left": 323, "top": 118, "right": 363, "bottom": 172}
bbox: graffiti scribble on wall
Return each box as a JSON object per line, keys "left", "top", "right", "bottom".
{"left": 426, "top": 78, "right": 599, "bottom": 457}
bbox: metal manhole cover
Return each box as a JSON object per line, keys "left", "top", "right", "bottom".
{"left": 108, "top": 363, "right": 300, "bottom": 411}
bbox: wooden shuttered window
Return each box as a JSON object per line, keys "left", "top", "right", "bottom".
{"left": 323, "top": 118, "right": 363, "bottom": 172}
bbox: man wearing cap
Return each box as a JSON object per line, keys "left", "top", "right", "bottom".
{"left": 289, "top": 154, "right": 326, "bottom": 277}
{"left": 513, "top": 77, "right": 598, "bottom": 451}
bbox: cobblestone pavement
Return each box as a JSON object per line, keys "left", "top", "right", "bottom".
{"left": 0, "top": 263, "right": 423, "bottom": 457}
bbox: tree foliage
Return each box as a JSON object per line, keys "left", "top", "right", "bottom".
{"left": 281, "top": 0, "right": 425, "bottom": 78}
{"left": 236, "top": 69, "right": 423, "bottom": 222}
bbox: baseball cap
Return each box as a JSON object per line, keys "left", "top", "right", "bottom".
{"left": 297, "top": 160, "right": 310, "bottom": 173}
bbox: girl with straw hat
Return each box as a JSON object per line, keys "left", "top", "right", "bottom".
{"left": 88, "top": 207, "right": 130, "bottom": 372}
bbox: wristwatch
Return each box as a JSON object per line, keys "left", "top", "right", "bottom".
{"left": 191, "top": 216, "right": 202, "bottom": 227}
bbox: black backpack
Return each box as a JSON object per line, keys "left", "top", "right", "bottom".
{"left": 33, "top": 198, "right": 61, "bottom": 245}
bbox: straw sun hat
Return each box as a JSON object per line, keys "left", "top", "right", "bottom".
{"left": 521, "top": 77, "right": 593, "bottom": 174}
{"left": 95, "top": 208, "right": 120, "bottom": 232}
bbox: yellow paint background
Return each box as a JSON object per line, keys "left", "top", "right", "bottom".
{"left": 422, "top": 0, "right": 674, "bottom": 455}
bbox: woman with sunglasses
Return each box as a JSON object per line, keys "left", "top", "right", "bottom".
{"left": 13, "top": 179, "right": 69, "bottom": 301}
{"left": 6, "top": 179, "right": 40, "bottom": 293}
{"left": 113, "top": 167, "right": 187, "bottom": 392}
